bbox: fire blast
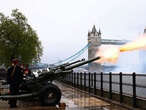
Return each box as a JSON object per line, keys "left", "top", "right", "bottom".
{"left": 95, "top": 34, "right": 146, "bottom": 64}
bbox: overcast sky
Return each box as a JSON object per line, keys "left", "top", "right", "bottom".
{"left": 1, "top": 0, "right": 146, "bottom": 63}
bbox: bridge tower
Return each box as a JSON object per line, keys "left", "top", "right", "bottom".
{"left": 88, "top": 25, "right": 101, "bottom": 59}
{"left": 88, "top": 25, "right": 102, "bottom": 72}
{"left": 144, "top": 27, "right": 146, "bottom": 33}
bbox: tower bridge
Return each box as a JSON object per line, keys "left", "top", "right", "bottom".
{"left": 88, "top": 25, "right": 127, "bottom": 72}
{"left": 48, "top": 25, "right": 127, "bottom": 66}
{"left": 88, "top": 25, "right": 127, "bottom": 60}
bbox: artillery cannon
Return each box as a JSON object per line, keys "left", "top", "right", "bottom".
{"left": 49, "top": 58, "right": 85, "bottom": 71}
{"left": 0, "top": 57, "right": 100, "bottom": 106}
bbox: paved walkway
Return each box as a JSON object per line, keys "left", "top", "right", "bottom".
{"left": 0, "top": 81, "right": 130, "bottom": 110}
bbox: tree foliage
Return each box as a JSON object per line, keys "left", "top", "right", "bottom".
{"left": 0, "top": 9, "right": 43, "bottom": 67}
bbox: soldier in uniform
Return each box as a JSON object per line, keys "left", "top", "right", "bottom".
{"left": 24, "top": 64, "right": 35, "bottom": 78}
{"left": 6, "top": 58, "right": 23, "bottom": 108}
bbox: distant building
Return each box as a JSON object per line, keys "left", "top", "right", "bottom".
{"left": 144, "top": 27, "right": 146, "bottom": 33}
{"left": 139, "top": 27, "right": 146, "bottom": 73}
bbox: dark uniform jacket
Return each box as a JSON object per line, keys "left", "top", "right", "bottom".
{"left": 7, "top": 65, "right": 23, "bottom": 85}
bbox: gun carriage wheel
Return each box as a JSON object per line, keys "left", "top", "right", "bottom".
{"left": 39, "top": 83, "right": 61, "bottom": 106}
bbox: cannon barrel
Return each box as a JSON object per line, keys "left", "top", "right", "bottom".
{"left": 65, "top": 57, "right": 100, "bottom": 70}
{"left": 64, "top": 58, "right": 85, "bottom": 67}
{"left": 51, "top": 58, "right": 85, "bottom": 70}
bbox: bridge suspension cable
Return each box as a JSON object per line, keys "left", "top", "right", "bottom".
{"left": 53, "top": 43, "right": 91, "bottom": 65}
{"left": 67, "top": 44, "right": 89, "bottom": 62}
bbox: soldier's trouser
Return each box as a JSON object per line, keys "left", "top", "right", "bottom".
{"left": 9, "top": 84, "right": 19, "bottom": 107}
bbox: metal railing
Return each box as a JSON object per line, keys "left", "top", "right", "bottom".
{"left": 62, "top": 72, "right": 146, "bottom": 108}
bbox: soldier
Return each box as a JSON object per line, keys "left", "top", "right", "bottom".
{"left": 19, "top": 63, "right": 25, "bottom": 76}
{"left": 6, "top": 58, "right": 23, "bottom": 108}
{"left": 24, "top": 64, "right": 35, "bottom": 78}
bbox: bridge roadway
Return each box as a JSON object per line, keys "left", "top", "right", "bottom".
{"left": 0, "top": 81, "right": 131, "bottom": 110}
{"left": 101, "top": 39, "right": 128, "bottom": 45}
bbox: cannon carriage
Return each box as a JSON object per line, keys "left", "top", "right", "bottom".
{"left": 0, "top": 57, "right": 100, "bottom": 106}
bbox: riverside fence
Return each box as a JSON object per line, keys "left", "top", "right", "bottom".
{"left": 61, "top": 72, "right": 146, "bottom": 109}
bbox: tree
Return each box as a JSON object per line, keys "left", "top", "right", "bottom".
{"left": 0, "top": 9, "right": 43, "bottom": 67}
